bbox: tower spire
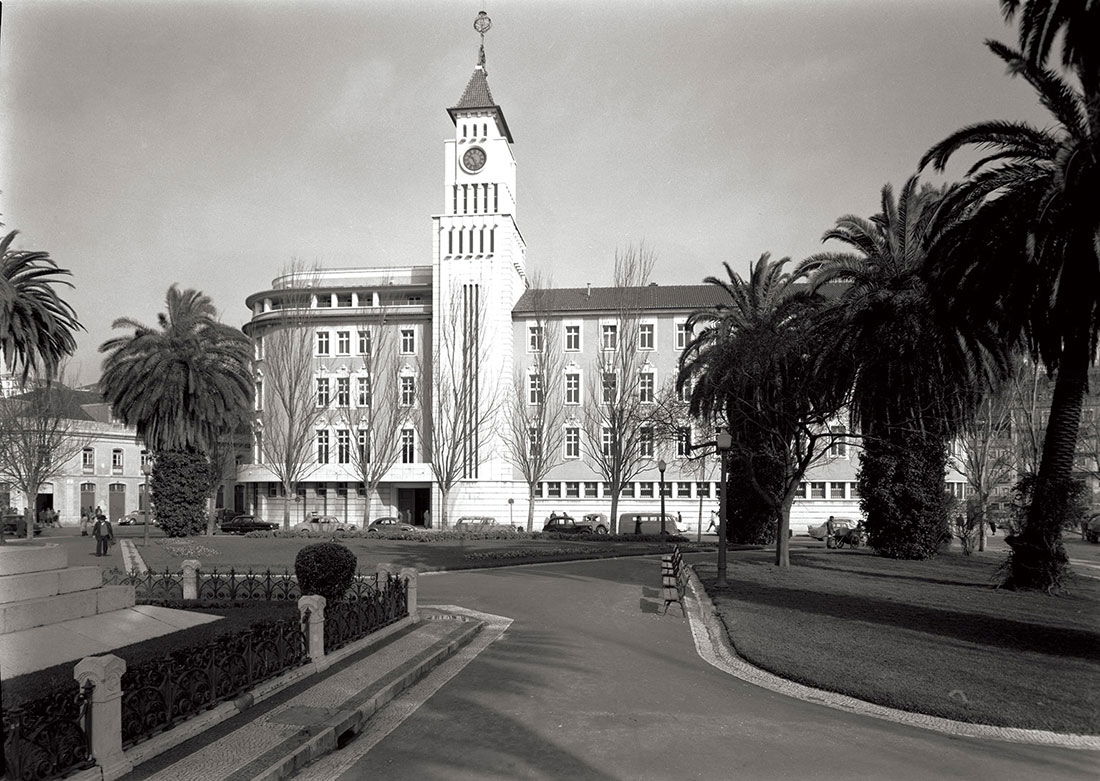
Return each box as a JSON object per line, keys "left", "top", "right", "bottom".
{"left": 474, "top": 11, "right": 491, "bottom": 70}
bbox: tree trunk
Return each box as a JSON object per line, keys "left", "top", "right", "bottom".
{"left": 282, "top": 484, "right": 291, "bottom": 530}
{"left": 775, "top": 490, "right": 796, "bottom": 568}
{"left": 1009, "top": 330, "right": 1088, "bottom": 589}
{"left": 609, "top": 486, "right": 619, "bottom": 535}
{"left": 527, "top": 486, "right": 535, "bottom": 532}
{"left": 440, "top": 487, "right": 449, "bottom": 530}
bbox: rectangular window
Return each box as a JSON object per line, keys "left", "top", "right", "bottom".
{"left": 316, "top": 331, "right": 330, "bottom": 356}
{"left": 798, "top": 481, "right": 807, "bottom": 498}
{"left": 82, "top": 448, "right": 94, "bottom": 473}
{"left": 316, "top": 294, "right": 332, "bottom": 308}
{"left": 602, "top": 373, "right": 617, "bottom": 404}
{"left": 677, "top": 378, "right": 690, "bottom": 403}
{"left": 528, "top": 325, "right": 543, "bottom": 352}
{"left": 639, "top": 372, "right": 654, "bottom": 403}
{"left": 640, "top": 427, "right": 654, "bottom": 457}
{"left": 337, "top": 429, "right": 351, "bottom": 463}
{"left": 601, "top": 324, "right": 618, "bottom": 351}
{"left": 830, "top": 481, "right": 847, "bottom": 500}
{"left": 400, "top": 428, "right": 415, "bottom": 463}
{"left": 336, "top": 293, "right": 353, "bottom": 307}
{"left": 112, "top": 449, "right": 124, "bottom": 473}
{"left": 850, "top": 481, "right": 860, "bottom": 498}
{"left": 584, "top": 481, "right": 599, "bottom": 498}
{"left": 810, "top": 482, "right": 826, "bottom": 499}
{"left": 400, "top": 328, "right": 415, "bottom": 354}
{"left": 621, "top": 482, "right": 636, "bottom": 498}
{"left": 336, "top": 377, "right": 350, "bottom": 407}
{"left": 565, "top": 325, "right": 581, "bottom": 351}
{"left": 639, "top": 482, "right": 654, "bottom": 498}
{"left": 696, "top": 482, "right": 711, "bottom": 498}
{"left": 528, "top": 374, "right": 543, "bottom": 405}
{"left": 659, "top": 481, "right": 673, "bottom": 498}
{"left": 141, "top": 450, "right": 152, "bottom": 467}
{"left": 267, "top": 483, "right": 279, "bottom": 498}
{"left": 676, "top": 322, "right": 690, "bottom": 350}
{"left": 565, "top": 427, "right": 580, "bottom": 458}
{"left": 676, "top": 427, "right": 691, "bottom": 456}
{"left": 316, "top": 377, "right": 330, "bottom": 407}
{"left": 253, "top": 336, "right": 264, "bottom": 361}
{"left": 601, "top": 427, "right": 613, "bottom": 457}
{"left": 358, "top": 376, "right": 371, "bottom": 407}
{"left": 336, "top": 331, "right": 350, "bottom": 355}
{"left": 547, "top": 481, "right": 561, "bottom": 498}
{"left": 358, "top": 429, "right": 370, "bottom": 462}
{"left": 358, "top": 330, "right": 371, "bottom": 355}
{"left": 316, "top": 430, "right": 330, "bottom": 464}
{"left": 639, "top": 323, "right": 654, "bottom": 350}
{"left": 400, "top": 376, "right": 416, "bottom": 407}
{"left": 528, "top": 427, "right": 542, "bottom": 458}
{"left": 565, "top": 482, "right": 580, "bottom": 498}
{"left": 255, "top": 380, "right": 263, "bottom": 411}
{"left": 829, "top": 425, "right": 848, "bottom": 458}
{"left": 565, "top": 373, "right": 580, "bottom": 405}
{"left": 677, "top": 481, "right": 692, "bottom": 498}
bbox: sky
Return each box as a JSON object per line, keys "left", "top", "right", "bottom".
{"left": 1, "top": 0, "right": 1051, "bottom": 383}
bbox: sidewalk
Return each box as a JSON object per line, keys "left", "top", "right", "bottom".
{"left": 113, "top": 609, "right": 484, "bottom": 781}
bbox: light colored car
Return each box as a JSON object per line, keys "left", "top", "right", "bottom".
{"left": 455, "top": 516, "right": 521, "bottom": 532}
{"left": 120, "top": 509, "right": 156, "bottom": 526}
{"left": 292, "top": 515, "right": 354, "bottom": 533}
{"left": 807, "top": 518, "right": 856, "bottom": 540}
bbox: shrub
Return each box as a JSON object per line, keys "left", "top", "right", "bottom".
{"left": 151, "top": 451, "right": 212, "bottom": 537}
{"left": 295, "top": 542, "right": 357, "bottom": 602}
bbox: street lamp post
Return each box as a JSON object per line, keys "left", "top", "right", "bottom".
{"left": 715, "top": 426, "right": 732, "bottom": 586}
{"left": 141, "top": 461, "right": 153, "bottom": 547}
{"left": 508, "top": 497, "right": 514, "bottom": 530}
{"left": 657, "top": 458, "right": 667, "bottom": 535}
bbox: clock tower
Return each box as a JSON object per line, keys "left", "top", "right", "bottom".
{"left": 431, "top": 12, "right": 527, "bottom": 507}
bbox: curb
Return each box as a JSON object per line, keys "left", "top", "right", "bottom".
{"left": 234, "top": 617, "right": 484, "bottom": 780}
{"left": 681, "top": 566, "right": 1100, "bottom": 751}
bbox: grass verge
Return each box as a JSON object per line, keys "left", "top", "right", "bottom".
{"left": 696, "top": 546, "right": 1100, "bottom": 734}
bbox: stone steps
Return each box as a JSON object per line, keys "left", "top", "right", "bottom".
{"left": 0, "top": 565, "right": 103, "bottom": 605}
{"left": 0, "top": 585, "right": 135, "bottom": 634}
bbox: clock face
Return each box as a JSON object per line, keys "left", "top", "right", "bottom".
{"left": 462, "top": 146, "right": 487, "bottom": 173}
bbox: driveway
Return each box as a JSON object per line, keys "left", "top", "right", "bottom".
{"left": 300, "top": 556, "right": 1098, "bottom": 780}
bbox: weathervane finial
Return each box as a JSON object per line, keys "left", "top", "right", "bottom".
{"left": 474, "top": 11, "right": 491, "bottom": 68}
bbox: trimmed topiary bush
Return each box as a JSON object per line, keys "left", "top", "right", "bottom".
{"left": 295, "top": 542, "right": 357, "bottom": 602}
{"left": 151, "top": 451, "right": 212, "bottom": 537}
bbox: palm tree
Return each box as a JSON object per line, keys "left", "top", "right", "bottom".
{"left": 797, "top": 177, "right": 1009, "bottom": 559}
{"left": 0, "top": 230, "right": 82, "bottom": 382}
{"left": 99, "top": 286, "right": 252, "bottom": 535}
{"left": 920, "top": 8, "right": 1099, "bottom": 589}
{"left": 679, "top": 254, "right": 846, "bottom": 566}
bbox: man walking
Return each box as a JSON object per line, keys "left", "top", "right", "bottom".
{"left": 92, "top": 513, "right": 114, "bottom": 557}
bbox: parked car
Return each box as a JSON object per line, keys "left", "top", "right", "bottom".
{"left": 219, "top": 515, "right": 278, "bottom": 534}
{"left": 542, "top": 513, "right": 607, "bottom": 534}
{"left": 454, "top": 516, "right": 521, "bottom": 532}
{"left": 292, "top": 514, "right": 354, "bottom": 533}
{"left": 1, "top": 514, "right": 41, "bottom": 537}
{"left": 617, "top": 512, "right": 677, "bottom": 535}
{"left": 807, "top": 517, "right": 857, "bottom": 541}
{"left": 366, "top": 516, "right": 418, "bottom": 533}
{"left": 1085, "top": 513, "right": 1100, "bottom": 544}
{"left": 119, "top": 509, "right": 156, "bottom": 526}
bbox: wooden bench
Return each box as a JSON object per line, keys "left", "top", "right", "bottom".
{"left": 661, "top": 545, "right": 689, "bottom": 616}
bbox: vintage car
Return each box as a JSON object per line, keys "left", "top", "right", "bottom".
{"left": 366, "top": 516, "right": 418, "bottom": 533}
{"left": 542, "top": 513, "right": 608, "bottom": 534}
{"left": 454, "top": 516, "right": 522, "bottom": 532}
{"left": 219, "top": 515, "right": 279, "bottom": 534}
{"left": 119, "top": 509, "right": 156, "bottom": 526}
{"left": 291, "top": 514, "right": 354, "bottom": 533}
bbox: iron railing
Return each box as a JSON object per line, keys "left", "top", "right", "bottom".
{"left": 101, "top": 567, "right": 183, "bottom": 600}
{"left": 1, "top": 681, "right": 94, "bottom": 780}
{"left": 323, "top": 573, "right": 409, "bottom": 653}
{"left": 102, "top": 567, "right": 382, "bottom": 602}
{"left": 119, "top": 617, "right": 306, "bottom": 747}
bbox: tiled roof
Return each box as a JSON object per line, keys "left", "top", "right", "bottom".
{"left": 452, "top": 68, "right": 495, "bottom": 110}
{"left": 7, "top": 385, "right": 100, "bottom": 421}
{"left": 513, "top": 285, "right": 728, "bottom": 315}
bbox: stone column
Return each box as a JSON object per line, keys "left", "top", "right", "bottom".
{"left": 74, "top": 655, "right": 132, "bottom": 781}
{"left": 399, "top": 567, "right": 418, "bottom": 619}
{"left": 298, "top": 594, "right": 326, "bottom": 667}
{"left": 375, "top": 565, "right": 391, "bottom": 590}
{"left": 180, "top": 559, "right": 200, "bottom": 600}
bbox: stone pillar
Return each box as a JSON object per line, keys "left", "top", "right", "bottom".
{"left": 375, "top": 565, "right": 391, "bottom": 590}
{"left": 180, "top": 559, "right": 200, "bottom": 600}
{"left": 74, "top": 655, "right": 132, "bottom": 781}
{"left": 399, "top": 567, "right": 418, "bottom": 619}
{"left": 298, "top": 594, "right": 326, "bottom": 666}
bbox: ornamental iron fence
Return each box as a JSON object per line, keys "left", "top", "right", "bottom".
{"left": 101, "top": 567, "right": 183, "bottom": 600}
{"left": 102, "top": 567, "right": 383, "bottom": 602}
{"left": 1, "top": 681, "right": 95, "bottom": 780}
{"left": 119, "top": 616, "right": 306, "bottom": 748}
{"left": 323, "top": 572, "right": 409, "bottom": 654}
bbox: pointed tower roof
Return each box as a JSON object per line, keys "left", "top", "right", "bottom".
{"left": 448, "top": 13, "right": 513, "bottom": 142}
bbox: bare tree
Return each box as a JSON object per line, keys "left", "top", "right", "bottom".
{"left": 953, "top": 389, "right": 1016, "bottom": 553}
{"left": 504, "top": 278, "right": 565, "bottom": 530}
{"left": 254, "top": 262, "right": 324, "bottom": 529}
{"left": 649, "top": 379, "right": 717, "bottom": 536}
{"left": 0, "top": 371, "right": 91, "bottom": 540}
{"left": 337, "top": 307, "right": 413, "bottom": 525}
{"left": 580, "top": 246, "right": 656, "bottom": 533}
{"left": 1006, "top": 355, "right": 1046, "bottom": 477}
{"left": 422, "top": 283, "right": 499, "bottom": 529}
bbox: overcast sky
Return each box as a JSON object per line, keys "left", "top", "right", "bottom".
{"left": 1, "top": 0, "right": 1049, "bottom": 382}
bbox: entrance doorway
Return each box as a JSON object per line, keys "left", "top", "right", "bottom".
{"left": 108, "top": 483, "right": 126, "bottom": 523}
{"left": 396, "top": 488, "right": 431, "bottom": 527}
{"left": 80, "top": 482, "right": 96, "bottom": 518}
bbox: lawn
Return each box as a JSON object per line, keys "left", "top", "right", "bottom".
{"left": 695, "top": 540, "right": 1100, "bottom": 734}
{"left": 135, "top": 533, "right": 703, "bottom": 575}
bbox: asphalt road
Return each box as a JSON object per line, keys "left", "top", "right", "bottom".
{"left": 308, "top": 556, "right": 1099, "bottom": 780}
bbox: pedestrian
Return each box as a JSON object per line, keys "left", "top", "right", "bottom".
{"left": 81, "top": 507, "right": 90, "bottom": 536}
{"left": 423, "top": 509, "right": 431, "bottom": 528}
{"left": 989, "top": 519, "right": 997, "bottom": 536}
{"left": 92, "top": 513, "right": 114, "bottom": 557}
{"left": 677, "top": 511, "right": 683, "bottom": 531}
{"left": 706, "top": 511, "right": 717, "bottom": 533}
{"left": 825, "top": 515, "right": 836, "bottom": 549}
